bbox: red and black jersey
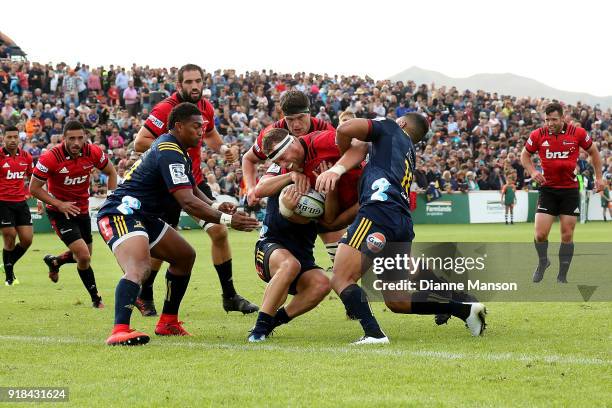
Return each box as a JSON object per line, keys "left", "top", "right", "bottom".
{"left": 32, "top": 143, "right": 109, "bottom": 214}
{"left": 299, "top": 130, "right": 361, "bottom": 212}
{"left": 252, "top": 117, "right": 335, "bottom": 160}
{"left": 0, "top": 148, "right": 33, "bottom": 202}
{"left": 526, "top": 123, "right": 592, "bottom": 189}
{"left": 143, "top": 92, "right": 215, "bottom": 185}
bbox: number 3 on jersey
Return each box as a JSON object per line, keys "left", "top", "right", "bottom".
{"left": 371, "top": 178, "right": 390, "bottom": 201}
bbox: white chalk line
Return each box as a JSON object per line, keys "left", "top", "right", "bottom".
{"left": 0, "top": 335, "right": 608, "bottom": 366}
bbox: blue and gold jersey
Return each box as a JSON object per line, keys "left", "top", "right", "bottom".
{"left": 359, "top": 118, "right": 416, "bottom": 215}
{"left": 98, "top": 134, "right": 194, "bottom": 219}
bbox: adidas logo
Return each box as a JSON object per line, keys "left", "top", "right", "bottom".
{"left": 542, "top": 140, "right": 550, "bottom": 146}
{"left": 2, "top": 163, "right": 9, "bottom": 168}
{"left": 574, "top": 207, "right": 580, "bottom": 214}
{"left": 59, "top": 167, "right": 69, "bottom": 174}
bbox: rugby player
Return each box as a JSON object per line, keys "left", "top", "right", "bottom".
{"left": 241, "top": 91, "right": 340, "bottom": 263}
{"left": 134, "top": 64, "right": 257, "bottom": 315}
{"left": 30, "top": 121, "right": 117, "bottom": 308}
{"left": 0, "top": 126, "right": 34, "bottom": 285}
{"left": 521, "top": 103, "right": 604, "bottom": 283}
{"left": 316, "top": 115, "right": 487, "bottom": 344}
{"left": 247, "top": 137, "right": 333, "bottom": 342}
{"left": 99, "top": 102, "right": 259, "bottom": 346}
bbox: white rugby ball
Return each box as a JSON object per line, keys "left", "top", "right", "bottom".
{"left": 279, "top": 186, "right": 325, "bottom": 219}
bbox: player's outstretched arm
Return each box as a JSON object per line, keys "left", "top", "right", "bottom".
{"left": 255, "top": 172, "right": 309, "bottom": 198}
{"left": 134, "top": 126, "right": 156, "bottom": 153}
{"left": 586, "top": 143, "right": 605, "bottom": 192}
{"left": 336, "top": 118, "right": 371, "bottom": 153}
{"left": 172, "top": 188, "right": 259, "bottom": 231}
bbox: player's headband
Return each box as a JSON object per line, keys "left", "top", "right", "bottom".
{"left": 282, "top": 107, "right": 310, "bottom": 116}
{"left": 268, "top": 135, "right": 294, "bottom": 161}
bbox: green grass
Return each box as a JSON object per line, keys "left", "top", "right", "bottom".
{"left": 1, "top": 222, "right": 611, "bottom": 407}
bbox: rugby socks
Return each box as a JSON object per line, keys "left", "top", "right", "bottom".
{"left": 325, "top": 242, "right": 338, "bottom": 264}
{"left": 162, "top": 270, "right": 191, "bottom": 315}
{"left": 11, "top": 243, "right": 27, "bottom": 264}
{"left": 114, "top": 278, "right": 140, "bottom": 325}
{"left": 534, "top": 240, "right": 549, "bottom": 267}
{"left": 56, "top": 250, "right": 76, "bottom": 267}
{"left": 252, "top": 311, "right": 274, "bottom": 335}
{"left": 339, "top": 284, "right": 385, "bottom": 338}
{"left": 139, "top": 269, "right": 158, "bottom": 301}
{"left": 215, "top": 260, "right": 237, "bottom": 298}
{"left": 410, "top": 291, "right": 471, "bottom": 320}
{"left": 510, "top": 210, "right": 514, "bottom": 224}
{"left": 77, "top": 266, "right": 100, "bottom": 301}
{"left": 505, "top": 213, "right": 508, "bottom": 224}
{"left": 272, "top": 307, "right": 292, "bottom": 328}
{"left": 3, "top": 249, "right": 14, "bottom": 281}
{"left": 557, "top": 242, "right": 574, "bottom": 283}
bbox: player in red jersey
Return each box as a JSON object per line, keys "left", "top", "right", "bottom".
{"left": 0, "top": 126, "right": 34, "bottom": 285}
{"left": 242, "top": 91, "right": 339, "bottom": 264}
{"left": 30, "top": 121, "right": 117, "bottom": 307}
{"left": 243, "top": 90, "right": 335, "bottom": 206}
{"left": 134, "top": 64, "right": 257, "bottom": 315}
{"left": 521, "top": 103, "right": 604, "bottom": 283}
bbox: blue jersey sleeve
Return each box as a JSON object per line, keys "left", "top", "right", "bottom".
{"left": 156, "top": 144, "right": 194, "bottom": 193}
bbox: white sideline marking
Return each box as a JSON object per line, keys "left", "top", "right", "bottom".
{"left": 0, "top": 335, "right": 609, "bottom": 366}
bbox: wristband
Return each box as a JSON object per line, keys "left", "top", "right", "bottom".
{"left": 107, "top": 189, "right": 114, "bottom": 196}
{"left": 220, "top": 144, "right": 230, "bottom": 154}
{"left": 211, "top": 202, "right": 220, "bottom": 210}
{"left": 220, "top": 212, "right": 232, "bottom": 227}
{"left": 279, "top": 201, "right": 294, "bottom": 218}
{"left": 328, "top": 164, "right": 347, "bottom": 176}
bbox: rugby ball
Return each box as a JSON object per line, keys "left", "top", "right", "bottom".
{"left": 279, "top": 186, "right": 325, "bottom": 219}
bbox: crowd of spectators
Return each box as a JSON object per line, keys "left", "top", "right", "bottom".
{"left": 1, "top": 59, "right": 611, "bottom": 204}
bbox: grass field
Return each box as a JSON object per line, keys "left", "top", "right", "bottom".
{"left": 1, "top": 222, "right": 611, "bottom": 407}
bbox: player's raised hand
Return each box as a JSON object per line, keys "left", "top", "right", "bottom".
{"left": 531, "top": 170, "right": 546, "bottom": 185}
{"left": 290, "top": 171, "right": 310, "bottom": 194}
{"left": 57, "top": 201, "right": 80, "bottom": 218}
{"left": 229, "top": 211, "right": 260, "bottom": 231}
{"left": 218, "top": 202, "right": 237, "bottom": 214}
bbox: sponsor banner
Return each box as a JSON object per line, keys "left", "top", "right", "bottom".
{"left": 468, "top": 191, "right": 529, "bottom": 223}
{"left": 411, "top": 194, "right": 470, "bottom": 224}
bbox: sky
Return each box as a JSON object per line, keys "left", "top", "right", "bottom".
{"left": 4, "top": 0, "right": 611, "bottom": 95}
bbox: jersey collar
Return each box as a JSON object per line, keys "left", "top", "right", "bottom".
{"left": 546, "top": 123, "right": 567, "bottom": 136}
{"left": 2, "top": 147, "right": 20, "bottom": 156}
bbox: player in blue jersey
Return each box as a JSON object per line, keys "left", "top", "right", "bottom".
{"left": 246, "top": 128, "right": 332, "bottom": 342}
{"left": 316, "top": 114, "right": 487, "bottom": 344}
{"left": 97, "top": 102, "right": 259, "bottom": 346}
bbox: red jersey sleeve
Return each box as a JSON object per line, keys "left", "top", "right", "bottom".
{"left": 144, "top": 101, "right": 172, "bottom": 138}
{"left": 202, "top": 99, "right": 215, "bottom": 134}
{"left": 32, "top": 151, "right": 56, "bottom": 180}
{"left": 577, "top": 127, "right": 593, "bottom": 150}
{"left": 90, "top": 144, "right": 110, "bottom": 170}
{"left": 525, "top": 129, "right": 541, "bottom": 154}
{"left": 25, "top": 151, "right": 34, "bottom": 176}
